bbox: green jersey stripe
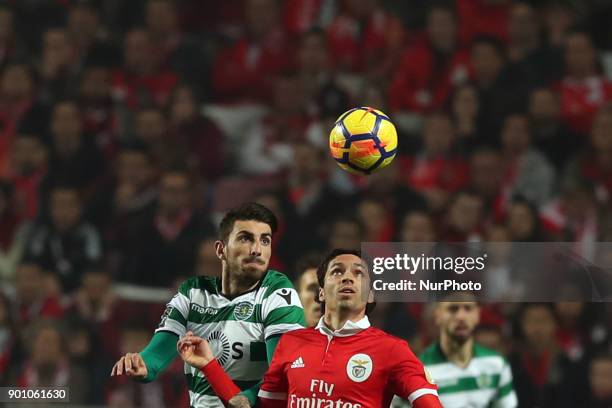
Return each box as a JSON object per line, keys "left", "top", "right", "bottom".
{"left": 436, "top": 374, "right": 501, "bottom": 394}
{"left": 186, "top": 373, "right": 258, "bottom": 396}
{"left": 264, "top": 306, "right": 305, "bottom": 326}
{"left": 496, "top": 382, "right": 514, "bottom": 399}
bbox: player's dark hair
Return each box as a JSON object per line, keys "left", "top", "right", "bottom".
{"left": 315, "top": 248, "right": 376, "bottom": 315}
{"left": 218, "top": 202, "right": 278, "bottom": 242}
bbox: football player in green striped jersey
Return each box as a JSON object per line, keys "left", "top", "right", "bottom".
{"left": 111, "top": 203, "right": 305, "bottom": 407}
{"left": 393, "top": 294, "right": 517, "bottom": 408}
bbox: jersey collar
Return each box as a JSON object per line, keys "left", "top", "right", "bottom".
{"left": 315, "top": 316, "right": 371, "bottom": 338}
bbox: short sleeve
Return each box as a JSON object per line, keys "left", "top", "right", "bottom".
{"left": 389, "top": 339, "right": 439, "bottom": 405}
{"left": 493, "top": 360, "right": 518, "bottom": 408}
{"left": 154, "top": 280, "right": 191, "bottom": 337}
{"left": 261, "top": 274, "right": 305, "bottom": 339}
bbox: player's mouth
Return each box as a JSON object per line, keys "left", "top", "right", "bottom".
{"left": 243, "top": 257, "right": 264, "bottom": 265}
{"left": 338, "top": 287, "right": 356, "bottom": 294}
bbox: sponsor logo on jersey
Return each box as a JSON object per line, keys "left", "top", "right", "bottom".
{"left": 290, "top": 357, "right": 305, "bottom": 368}
{"left": 191, "top": 303, "right": 218, "bottom": 315}
{"left": 234, "top": 301, "right": 254, "bottom": 321}
{"left": 277, "top": 288, "right": 292, "bottom": 305}
{"left": 207, "top": 331, "right": 231, "bottom": 366}
{"left": 346, "top": 353, "right": 373, "bottom": 382}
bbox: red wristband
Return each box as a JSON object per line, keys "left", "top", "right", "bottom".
{"left": 201, "top": 358, "right": 241, "bottom": 403}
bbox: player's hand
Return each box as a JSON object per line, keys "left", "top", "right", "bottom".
{"left": 110, "top": 352, "right": 148, "bottom": 378}
{"left": 228, "top": 395, "right": 251, "bottom": 407}
{"left": 177, "top": 331, "right": 214, "bottom": 369}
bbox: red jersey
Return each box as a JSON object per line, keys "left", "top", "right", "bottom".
{"left": 258, "top": 317, "right": 438, "bottom": 407}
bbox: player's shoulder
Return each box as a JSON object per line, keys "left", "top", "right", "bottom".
{"left": 363, "top": 327, "right": 412, "bottom": 348}
{"left": 473, "top": 343, "right": 508, "bottom": 367}
{"left": 261, "top": 269, "right": 296, "bottom": 296}
{"left": 177, "top": 276, "right": 218, "bottom": 297}
{"left": 419, "top": 343, "right": 447, "bottom": 365}
{"left": 278, "top": 327, "right": 319, "bottom": 344}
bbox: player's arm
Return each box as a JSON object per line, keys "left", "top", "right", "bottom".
{"left": 389, "top": 340, "right": 442, "bottom": 408}
{"left": 110, "top": 281, "right": 191, "bottom": 381}
{"left": 492, "top": 359, "right": 518, "bottom": 408}
{"left": 256, "top": 334, "right": 289, "bottom": 407}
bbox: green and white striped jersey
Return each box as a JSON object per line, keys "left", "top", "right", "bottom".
{"left": 156, "top": 270, "right": 305, "bottom": 407}
{"left": 391, "top": 343, "right": 517, "bottom": 408}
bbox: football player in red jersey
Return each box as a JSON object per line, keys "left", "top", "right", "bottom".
{"left": 177, "top": 248, "right": 442, "bottom": 408}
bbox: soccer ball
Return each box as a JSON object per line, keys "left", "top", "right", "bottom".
{"left": 329, "top": 107, "right": 398, "bottom": 175}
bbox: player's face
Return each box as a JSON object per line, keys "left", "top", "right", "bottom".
{"left": 436, "top": 302, "right": 480, "bottom": 344}
{"left": 219, "top": 220, "right": 272, "bottom": 279}
{"left": 320, "top": 254, "right": 372, "bottom": 314}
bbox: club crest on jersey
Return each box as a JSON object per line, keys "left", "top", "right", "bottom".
{"left": 346, "top": 353, "right": 373, "bottom": 382}
{"left": 476, "top": 373, "right": 493, "bottom": 388}
{"left": 234, "top": 301, "right": 254, "bottom": 321}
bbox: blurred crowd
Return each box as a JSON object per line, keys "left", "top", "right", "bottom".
{"left": 0, "top": 0, "right": 611, "bottom": 406}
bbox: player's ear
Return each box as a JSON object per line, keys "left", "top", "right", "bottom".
{"left": 214, "top": 240, "right": 226, "bottom": 261}
{"left": 367, "top": 288, "right": 374, "bottom": 304}
{"left": 318, "top": 287, "right": 325, "bottom": 303}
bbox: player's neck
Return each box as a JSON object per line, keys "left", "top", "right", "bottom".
{"left": 440, "top": 334, "right": 474, "bottom": 368}
{"left": 221, "top": 266, "right": 260, "bottom": 298}
{"left": 323, "top": 309, "right": 366, "bottom": 331}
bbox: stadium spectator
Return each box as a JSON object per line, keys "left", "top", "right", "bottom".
{"left": 506, "top": 2, "right": 563, "bottom": 89}
{"left": 66, "top": 0, "right": 116, "bottom": 67}
{"left": 0, "top": 291, "right": 18, "bottom": 385}
{"left": 144, "top": 0, "right": 206, "bottom": 91}
{"left": 6, "top": 132, "right": 48, "bottom": 221}
{"left": 24, "top": 186, "right": 102, "bottom": 292}
{"left": 588, "top": 353, "right": 612, "bottom": 407}
{"left": 0, "top": 5, "right": 28, "bottom": 70}
{"left": 13, "top": 263, "right": 63, "bottom": 326}
{"left": 326, "top": 215, "right": 364, "bottom": 252}
{"left": 400, "top": 113, "right": 469, "bottom": 212}
{"left": 456, "top": 0, "right": 511, "bottom": 44}
{"left": 238, "top": 73, "right": 308, "bottom": 175}
{"left": 39, "top": 28, "right": 81, "bottom": 100}
{"left": 115, "top": 169, "right": 213, "bottom": 287}
{"left": 541, "top": 2, "right": 577, "bottom": 48}
{"left": 112, "top": 28, "right": 178, "bottom": 110}
{"left": 167, "top": 84, "right": 225, "bottom": 180}
{"left": 509, "top": 303, "right": 587, "bottom": 408}
{"left": 295, "top": 253, "right": 322, "bottom": 327}
{"left": 326, "top": 0, "right": 405, "bottom": 77}
{"left": 16, "top": 319, "right": 89, "bottom": 403}
{"left": 0, "top": 181, "right": 30, "bottom": 283}
{"left": 440, "top": 190, "right": 483, "bottom": 242}
{"left": 469, "top": 147, "right": 505, "bottom": 220}
{"left": 506, "top": 198, "right": 543, "bottom": 242}
{"left": 557, "top": 30, "right": 612, "bottom": 135}
{"left": 0, "top": 63, "right": 46, "bottom": 176}
{"left": 499, "top": 113, "right": 555, "bottom": 207}
{"left": 46, "top": 100, "right": 106, "bottom": 196}
{"left": 399, "top": 210, "right": 436, "bottom": 242}
{"left": 211, "top": 0, "right": 292, "bottom": 103}
{"left": 450, "top": 83, "right": 484, "bottom": 153}
{"left": 357, "top": 196, "right": 394, "bottom": 241}
{"left": 528, "top": 87, "right": 581, "bottom": 170}
{"left": 390, "top": 4, "right": 469, "bottom": 113}
{"left": 78, "top": 64, "right": 118, "bottom": 160}
{"left": 194, "top": 238, "right": 219, "bottom": 277}
{"left": 470, "top": 35, "right": 525, "bottom": 135}
{"left": 564, "top": 104, "right": 612, "bottom": 205}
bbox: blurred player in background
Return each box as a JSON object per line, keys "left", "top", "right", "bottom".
{"left": 393, "top": 294, "right": 517, "bottom": 407}
{"left": 111, "top": 203, "right": 305, "bottom": 407}
{"left": 177, "top": 249, "right": 442, "bottom": 407}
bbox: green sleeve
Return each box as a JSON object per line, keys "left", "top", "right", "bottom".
{"left": 139, "top": 331, "right": 180, "bottom": 382}
{"left": 239, "top": 334, "right": 282, "bottom": 404}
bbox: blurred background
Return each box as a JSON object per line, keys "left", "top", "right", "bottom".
{"left": 0, "top": 0, "right": 611, "bottom": 406}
